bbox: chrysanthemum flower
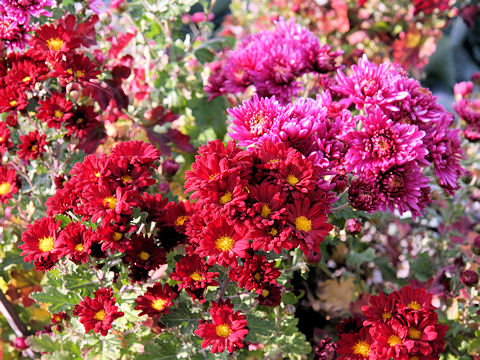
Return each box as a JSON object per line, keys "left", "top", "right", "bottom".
{"left": 36, "top": 92, "right": 73, "bottom": 129}
{"left": 4, "top": 58, "right": 48, "bottom": 90}
{"left": 73, "top": 287, "right": 124, "bottom": 336}
{"left": 170, "top": 254, "right": 219, "bottom": 301}
{"left": 362, "top": 291, "right": 399, "bottom": 326}
{"left": 134, "top": 283, "right": 177, "bottom": 318}
{"left": 275, "top": 148, "right": 316, "bottom": 194}
{"left": 256, "top": 282, "right": 283, "bottom": 307}
{"left": 110, "top": 140, "right": 160, "bottom": 166}
{"left": 56, "top": 222, "right": 94, "bottom": 263}
{"left": 200, "top": 174, "right": 248, "bottom": 218}
{"left": 334, "top": 55, "right": 408, "bottom": 111}
{"left": 246, "top": 183, "right": 287, "bottom": 229}
{"left": 194, "top": 301, "right": 248, "bottom": 354}
{"left": 336, "top": 328, "right": 373, "bottom": 359}
{"left": 369, "top": 323, "right": 409, "bottom": 360}
{"left": 95, "top": 217, "right": 135, "bottom": 254}
{"left": 109, "top": 157, "right": 155, "bottom": 190}
{"left": 17, "top": 130, "right": 47, "bottom": 160}
{"left": 195, "top": 216, "right": 250, "bottom": 268}
{"left": 348, "top": 176, "right": 380, "bottom": 213}
{"left": 227, "top": 95, "right": 288, "bottom": 147}
{"left": 0, "top": 85, "right": 28, "bottom": 113}
{"left": 0, "top": 122, "right": 13, "bottom": 156}
{"left": 52, "top": 53, "right": 100, "bottom": 86}
{"left": 228, "top": 254, "right": 280, "bottom": 293}
{"left": 344, "top": 109, "right": 427, "bottom": 172}
{"left": 30, "top": 23, "right": 78, "bottom": 60}
{"left": 123, "top": 234, "right": 166, "bottom": 280}
{"left": 396, "top": 286, "right": 435, "bottom": 312}
{"left": 0, "top": 165, "right": 18, "bottom": 204}
{"left": 19, "top": 217, "right": 60, "bottom": 264}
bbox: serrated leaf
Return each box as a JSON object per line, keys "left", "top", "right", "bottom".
{"left": 245, "top": 313, "right": 276, "bottom": 343}
{"left": 26, "top": 334, "right": 60, "bottom": 353}
{"left": 346, "top": 248, "right": 376, "bottom": 267}
{"left": 30, "top": 288, "right": 79, "bottom": 313}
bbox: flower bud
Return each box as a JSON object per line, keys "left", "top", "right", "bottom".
{"left": 162, "top": 159, "right": 179, "bottom": 177}
{"left": 345, "top": 219, "right": 362, "bottom": 234}
{"left": 473, "top": 235, "right": 480, "bottom": 256}
{"left": 461, "top": 269, "right": 479, "bottom": 287}
{"left": 13, "top": 337, "right": 28, "bottom": 350}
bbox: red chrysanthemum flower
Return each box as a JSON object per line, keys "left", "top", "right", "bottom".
{"left": 228, "top": 254, "right": 280, "bottom": 294}
{"left": 194, "top": 216, "right": 250, "bottom": 268}
{"left": 256, "top": 282, "right": 283, "bottom": 307}
{"left": 134, "top": 283, "right": 177, "bottom": 318}
{"left": 275, "top": 148, "right": 316, "bottom": 194}
{"left": 0, "top": 122, "right": 13, "bottom": 156}
{"left": 287, "top": 196, "right": 333, "bottom": 259}
{"left": 95, "top": 217, "right": 135, "bottom": 254}
{"left": 201, "top": 174, "right": 248, "bottom": 218}
{"left": 52, "top": 53, "right": 100, "bottom": 86}
{"left": 56, "top": 222, "right": 94, "bottom": 263}
{"left": 336, "top": 328, "right": 373, "bottom": 359}
{"left": 250, "top": 220, "right": 294, "bottom": 254}
{"left": 396, "top": 286, "right": 435, "bottom": 312}
{"left": 246, "top": 183, "right": 287, "bottom": 229}
{"left": 170, "top": 254, "right": 219, "bottom": 295}
{"left": 51, "top": 311, "right": 69, "bottom": 331}
{"left": 194, "top": 301, "right": 249, "bottom": 354}
{"left": 123, "top": 234, "right": 166, "bottom": 282}
{"left": 369, "top": 323, "right": 409, "bottom": 360}
{"left": 109, "top": 140, "right": 160, "bottom": 166}
{"left": 4, "top": 59, "right": 49, "bottom": 90}
{"left": 30, "top": 23, "right": 78, "bottom": 61}
{"left": 69, "top": 153, "right": 110, "bottom": 190}
{"left": 0, "top": 85, "right": 28, "bottom": 113}
{"left": 19, "top": 217, "right": 60, "bottom": 264}
{"left": 0, "top": 165, "right": 18, "bottom": 204}
{"left": 73, "top": 287, "right": 124, "bottom": 336}
{"left": 109, "top": 157, "right": 156, "bottom": 190}
{"left": 17, "top": 130, "right": 47, "bottom": 160}
{"left": 36, "top": 92, "right": 73, "bottom": 129}
{"left": 362, "top": 291, "right": 399, "bottom": 326}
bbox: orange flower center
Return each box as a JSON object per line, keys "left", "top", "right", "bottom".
{"left": 31, "top": 144, "right": 38, "bottom": 152}
{"left": 388, "top": 335, "right": 402, "bottom": 347}
{"left": 46, "top": 38, "right": 64, "bottom": 51}
{"left": 74, "top": 243, "right": 84, "bottom": 252}
{"left": 54, "top": 110, "right": 64, "bottom": 118}
{"left": 94, "top": 309, "right": 106, "bottom": 321}
{"left": 139, "top": 251, "right": 150, "bottom": 261}
{"left": 407, "top": 301, "right": 421, "bottom": 311}
{"left": 408, "top": 327, "right": 421, "bottom": 340}
{"left": 352, "top": 340, "right": 370, "bottom": 357}
{"left": 261, "top": 289, "right": 269, "bottom": 297}
{"left": 9, "top": 100, "right": 17, "bottom": 107}
{"left": 113, "top": 232, "right": 123, "bottom": 241}
{"left": 215, "top": 236, "right": 234, "bottom": 252}
{"left": 254, "top": 272, "right": 261, "bottom": 281}
{"left": 260, "top": 204, "right": 271, "bottom": 218}
{"left": 151, "top": 298, "right": 166, "bottom": 311}
{"left": 269, "top": 228, "right": 278, "bottom": 236}
{"left": 287, "top": 173, "right": 299, "bottom": 186}
{"left": 38, "top": 236, "right": 54, "bottom": 252}
{"left": 76, "top": 70, "right": 85, "bottom": 78}
{"left": 190, "top": 271, "right": 203, "bottom": 281}
{"left": 215, "top": 324, "right": 231, "bottom": 338}
{"left": 22, "top": 76, "right": 31, "bottom": 82}
{"left": 175, "top": 216, "right": 189, "bottom": 226}
{"left": 219, "top": 191, "right": 232, "bottom": 205}
{"left": 121, "top": 175, "right": 133, "bottom": 183}
{"left": 382, "top": 312, "right": 392, "bottom": 320}
{"left": 0, "top": 182, "right": 11, "bottom": 195}
{"left": 295, "top": 216, "right": 312, "bottom": 232}
{"left": 103, "top": 196, "right": 117, "bottom": 210}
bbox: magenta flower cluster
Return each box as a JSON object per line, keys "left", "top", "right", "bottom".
{"left": 228, "top": 52, "right": 464, "bottom": 219}
{"left": 206, "top": 18, "right": 342, "bottom": 104}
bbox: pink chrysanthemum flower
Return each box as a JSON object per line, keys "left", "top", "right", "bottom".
{"left": 334, "top": 55, "right": 408, "bottom": 110}
{"left": 344, "top": 109, "right": 427, "bottom": 172}
{"left": 227, "top": 94, "right": 287, "bottom": 147}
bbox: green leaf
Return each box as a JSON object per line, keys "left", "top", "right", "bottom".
{"left": 55, "top": 214, "right": 72, "bottom": 228}
{"left": 346, "top": 248, "right": 376, "bottom": 267}
{"left": 194, "top": 48, "right": 215, "bottom": 64}
{"left": 410, "top": 252, "right": 434, "bottom": 282}
{"left": 26, "top": 334, "right": 61, "bottom": 353}
{"left": 282, "top": 292, "right": 297, "bottom": 305}
{"left": 139, "top": 334, "right": 181, "bottom": 360}
{"left": 245, "top": 313, "right": 277, "bottom": 343}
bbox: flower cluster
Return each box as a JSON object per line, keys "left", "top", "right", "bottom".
{"left": 206, "top": 18, "right": 342, "bottom": 104}
{"left": 228, "top": 55, "right": 464, "bottom": 218}
{"left": 453, "top": 73, "right": 480, "bottom": 142}
{"left": 336, "top": 286, "right": 448, "bottom": 359}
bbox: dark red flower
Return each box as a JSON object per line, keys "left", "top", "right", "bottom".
{"left": 0, "top": 86, "right": 28, "bottom": 113}
{"left": 17, "top": 130, "right": 47, "bottom": 160}
{"left": 73, "top": 287, "right": 124, "bottom": 336}
{"left": 53, "top": 53, "right": 100, "bottom": 86}
{"left": 0, "top": 122, "right": 13, "bottom": 155}
{"left": 36, "top": 92, "right": 73, "bottom": 129}
{"left": 396, "top": 286, "right": 434, "bottom": 312}
{"left": 134, "top": 283, "right": 176, "bottom": 318}
{"left": 109, "top": 140, "right": 160, "bottom": 166}
{"left": 336, "top": 328, "right": 373, "bottom": 359}
{"left": 228, "top": 254, "right": 280, "bottom": 293}
{"left": 460, "top": 269, "right": 479, "bottom": 287}
{"left": 4, "top": 59, "right": 48, "bottom": 90}
{"left": 362, "top": 291, "right": 398, "bottom": 326}
{"left": 57, "top": 222, "right": 94, "bottom": 263}
{"left": 194, "top": 301, "right": 248, "bottom": 353}
{"left": 256, "top": 282, "right": 282, "bottom": 307}
{"left": 348, "top": 176, "right": 380, "bottom": 213}
{"left": 123, "top": 234, "right": 166, "bottom": 282}
{"left": 19, "top": 217, "right": 60, "bottom": 265}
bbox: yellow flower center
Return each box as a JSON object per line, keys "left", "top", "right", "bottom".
{"left": 0, "top": 137, "right": 3, "bottom": 142}
{"left": 151, "top": 298, "right": 166, "bottom": 311}
{"left": 270, "top": 159, "right": 280, "bottom": 164}
{"left": 261, "top": 289, "right": 269, "bottom": 297}
{"left": 76, "top": 70, "right": 85, "bottom": 78}
{"left": 352, "top": 340, "right": 370, "bottom": 357}
{"left": 269, "top": 228, "right": 278, "bottom": 236}
{"left": 219, "top": 191, "right": 232, "bottom": 205}
{"left": 215, "top": 236, "right": 235, "bottom": 252}
{"left": 388, "top": 335, "right": 402, "bottom": 346}
{"left": 209, "top": 173, "right": 216, "bottom": 180}
{"left": 38, "top": 236, "right": 54, "bottom": 252}
{"left": 260, "top": 204, "right": 271, "bottom": 218}
{"left": 22, "top": 76, "right": 31, "bottom": 82}
{"left": 94, "top": 309, "right": 106, "bottom": 321}
{"left": 407, "top": 301, "right": 421, "bottom": 311}
{"left": 121, "top": 175, "right": 133, "bottom": 183}
{"left": 113, "top": 232, "right": 123, "bottom": 241}
{"left": 74, "top": 243, "right": 84, "bottom": 252}
{"left": 0, "top": 182, "right": 11, "bottom": 195}
{"left": 94, "top": 171, "right": 101, "bottom": 178}
{"left": 190, "top": 271, "right": 203, "bottom": 281}
{"left": 9, "top": 100, "right": 17, "bottom": 107}
{"left": 139, "top": 251, "right": 150, "bottom": 261}
{"left": 175, "top": 216, "right": 189, "bottom": 226}
{"left": 295, "top": 216, "right": 312, "bottom": 232}
{"left": 54, "top": 110, "right": 63, "bottom": 118}
{"left": 287, "top": 173, "right": 299, "bottom": 186}
{"left": 408, "top": 327, "right": 421, "bottom": 340}
{"left": 46, "top": 38, "right": 64, "bottom": 51}
{"left": 410, "top": 357, "right": 419, "bottom": 360}
{"left": 31, "top": 144, "right": 38, "bottom": 152}
{"left": 254, "top": 273, "right": 261, "bottom": 281}
{"left": 103, "top": 196, "right": 117, "bottom": 210}
{"left": 77, "top": 118, "right": 84, "bottom": 123}
{"left": 215, "top": 324, "right": 231, "bottom": 338}
{"left": 382, "top": 312, "right": 392, "bottom": 320}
